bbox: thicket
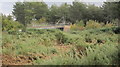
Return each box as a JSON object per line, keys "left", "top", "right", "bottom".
{"left": 70, "top": 20, "right": 118, "bottom": 31}
{"left": 2, "top": 15, "right": 23, "bottom": 32}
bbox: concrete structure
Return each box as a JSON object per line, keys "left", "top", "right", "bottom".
{"left": 28, "top": 25, "right": 71, "bottom": 31}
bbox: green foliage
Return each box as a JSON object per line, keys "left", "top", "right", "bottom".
{"left": 69, "top": 2, "right": 87, "bottom": 23}
{"left": 10, "top": 1, "right": 120, "bottom": 26}
{"left": 112, "top": 19, "right": 119, "bottom": 26}
{"left": 11, "top": 2, "right": 119, "bottom": 25}
{"left": 38, "top": 17, "right": 46, "bottom": 23}
{"left": 2, "top": 26, "right": 119, "bottom": 65}
{"left": 34, "top": 44, "right": 119, "bottom": 65}
{"left": 13, "top": 2, "right": 48, "bottom": 26}
{"left": 34, "top": 55, "right": 77, "bottom": 65}
{"left": 79, "top": 44, "right": 118, "bottom": 65}
{"left": 2, "top": 1, "right": 120, "bottom": 65}
{"left": 103, "top": 2, "right": 120, "bottom": 22}
{"left": 75, "top": 20, "right": 85, "bottom": 27}
{"left": 86, "top": 20, "right": 102, "bottom": 29}
{"left": 55, "top": 31, "right": 83, "bottom": 45}
{"left": 70, "top": 24, "right": 80, "bottom": 31}
{"left": 13, "top": 2, "right": 26, "bottom": 26}
{"left": 86, "top": 4, "right": 104, "bottom": 22}
{"left": 48, "top": 3, "right": 70, "bottom": 23}
{"left": 2, "top": 15, "right": 23, "bottom": 32}
{"left": 72, "top": 20, "right": 85, "bottom": 30}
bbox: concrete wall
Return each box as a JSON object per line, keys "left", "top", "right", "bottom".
{"left": 63, "top": 25, "right": 71, "bottom": 32}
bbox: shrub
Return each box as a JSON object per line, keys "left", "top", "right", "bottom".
{"left": 55, "top": 31, "right": 83, "bottom": 45}
{"left": 70, "top": 24, "right": 79, "bottom": 30}
{"left": 75, "top": 20, "right": 85, "bottom": 27}
{"left": 86, "top": 20, "right": 102, "bottom": 29}
{"left": 78, "top": 44, "right": 119, "bottom": 65}
{"left": 105, "top": 23, "right": 114, "bottom": 28}
{"left": 38, "top": 17, "right": 46, "bottom": 23}
{"left": 34, "top": 55, "right": 77, "bottom": 65}
{"left": 70, "top": 20, "right": 85, "bottom": 30}
{"left": 2, "top": 34, "right": 12, "bottom": 46}
{"left": 55, "top": 32, "right": 66, "bottom": 44}
{"left": 112, "top": 19, "right": 119, "bottom": 26}
{"left": 2, "top": 19, "right": 24, "bottom": 32}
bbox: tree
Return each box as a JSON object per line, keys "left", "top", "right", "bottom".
{"left": 59, "top": 3, "right": 71, "bottom": 23}
{"left": 38, "top": 17, "right": 46, "bottom": 23}
{"left": 31, "top": 2, "right": 49, "bottom": 20}
{"left": 48, "top": 4, "right": 60, "bottom": 24}
{"left": 86, "top": 4, "right": 104, "bottom": 22}
{"left": 7, "top": 15, "right": 13, "bottom": 20}
{"left": 69, "top": 2, "right": 87, "bottom": 23}
{"left": 13, "top": 2, "right": 49, "bottom": 31}
{"left": 102, "top": 2, "right": 120, "bottom": 23}
{"left": 13, "top": 2, "right": 25, "bottom": 26}
{"left": 24, "top": 2, "right": 34, "bottom": 24}
{"left": 48, "top": 3, "right": 70, "bottom": 24}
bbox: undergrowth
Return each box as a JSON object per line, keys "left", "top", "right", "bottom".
{"left": 2, "top": 26, "right": 119, "bottom": 65}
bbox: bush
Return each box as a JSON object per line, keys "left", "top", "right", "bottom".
{"left": 70, "top": 20, "right": 85, "bottom": 31}
{"left": 104, "top": 23, "right": 114, "bottom": 28}
{"left": 75, "top": 20, "right": 85, "bottom": 27}
{"left": 86, "top": 20, "right": 102, "bottom": 29}
{"left": 70, "top": 24, "right": 80, "bottom": 30}
{"left": 38, "top": 17, "right": 46, "bottom": 23}
{"left": 2, "top": 18, "right": 23, "bottom": 32}
{"left": 55, "top": 31, "right": 82, "bottom": 45}
{"left": 78, "top": 44, "right": 119, "bottom": 65}
{"left": 112, "top": 19, "right": 119, "bottom": 26}
{"left": 55, "top": 32, "right": 66, "bottom": 44}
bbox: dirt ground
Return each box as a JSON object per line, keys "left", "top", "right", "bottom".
{"left": 2, "top": 45, "right": 74, "bottom": 65}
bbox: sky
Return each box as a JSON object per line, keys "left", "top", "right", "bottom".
{"left": 0, "top": 0, "right": 107, "bottom": 15}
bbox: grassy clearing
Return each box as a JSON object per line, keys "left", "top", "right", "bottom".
{"left": 2, "top": 26, "right": 120, "bottom": 65}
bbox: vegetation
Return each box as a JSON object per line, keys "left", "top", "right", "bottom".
{"left": 12, "top": 1, "right": 120, "bottom": 27}
{"left": 2, "top": 24, "right": 120, "bottom": 65}
{"left": 1, "top": 0, "right": 120, "bottom": 65}
{"left": 2, "top": 15, "right": 23, "bottom": 32}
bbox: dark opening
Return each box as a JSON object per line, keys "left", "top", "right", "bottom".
{"left": 57, "top": 27, "right": 64, "bottom": 31}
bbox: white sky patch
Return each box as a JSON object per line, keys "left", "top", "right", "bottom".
{"left": 43, "top": 0, "right": 105, "bottom": 2}
{"left": 23, "top": 0, "right": 119, "bottom": 2}
{"left": 0, "top": 2, "right": 14, "bottom": 15}
{"left": 43, "top": 0, "right": 74, "bottom": 2}
{"left": 24, "top": 0, "right": 105, "bottom": 2}
{"left": 0, "top": 0, "right": 24, "bottom": 2}
{"left": 0, "top": 0, "right": 119, "bottom": 2}
{"left": 79, "top": 0, "right": 105, "bottom": 2}
{"left": 0, "top": 3, "right": 2, "bottom": 13}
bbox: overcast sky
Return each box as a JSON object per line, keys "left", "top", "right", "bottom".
{"left": 0, "top": 0, "right": 106, "bottom": 15}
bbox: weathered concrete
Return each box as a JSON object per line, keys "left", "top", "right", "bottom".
{"left": 28, "top": 25, "right": 71, "bottom": 31}
{"left": 64, "top": 25, "right": 71, "bottom": 32}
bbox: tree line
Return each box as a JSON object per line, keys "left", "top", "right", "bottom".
{"left": 12, "top": 1, "right": 120, "bottom": 26}
{"left": 1, "top": 1, "right": 120, "bottom": 32}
